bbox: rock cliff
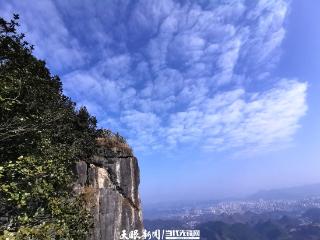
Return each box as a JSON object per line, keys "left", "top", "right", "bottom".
{"left": 74, "top": 137, "right": 143, "bottom": 240}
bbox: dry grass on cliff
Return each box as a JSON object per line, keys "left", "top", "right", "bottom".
{"left": 82, "top": 186, "right": 97, "bottom": 207}
{"left": 96, "top": 130, "right": 133, "bottom": 155}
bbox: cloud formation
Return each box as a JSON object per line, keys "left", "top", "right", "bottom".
{"left": 1, "top": 0, "right": 308, "bottom": 155}
{"left": 0, "top": 1, "right": 85, "bottom": 71}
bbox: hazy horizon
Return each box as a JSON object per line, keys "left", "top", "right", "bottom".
{"left": 1, "top": 0, "right": 319, "bottom": 205}
{"left": 141, "top": 182, "right": 320, "bottom": 208}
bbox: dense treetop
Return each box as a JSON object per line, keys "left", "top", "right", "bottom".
{"left": 0, "top": 15, "right": 100, "bottom": 239}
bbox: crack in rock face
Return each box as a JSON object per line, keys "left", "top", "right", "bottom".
{"left": 74, "top": 141, "right": 143, "bottom": 240}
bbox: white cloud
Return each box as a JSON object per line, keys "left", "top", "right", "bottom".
{"left": 0, "top": 0, "right": 86, "bottom": 72}
{"left": 209, "top": 80, "right": 307, "bottom": 152}
{"left": 1, "top": 0, "right": 308, "bottom": 156}
{"left": 119, "top": 110, "right": 163, "bottom": 151}
{"left": 163, "top": 80, "right": 307, "bottom": 153}
{"left": 114, "top": 79, "right": 307, "bottom": 155}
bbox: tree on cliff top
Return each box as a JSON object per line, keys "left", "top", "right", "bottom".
{"left": 0, "top": 15, "right": 97, "bottom": 239}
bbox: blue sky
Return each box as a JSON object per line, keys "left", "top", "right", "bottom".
{"left": 1, "top": 0, "right": 319, "bottom": 204}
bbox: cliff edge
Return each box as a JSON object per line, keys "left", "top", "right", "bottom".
{"left": 74, "top": 136, "right": 143, "bottom": 240}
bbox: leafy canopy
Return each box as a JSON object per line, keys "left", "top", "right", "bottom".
{"left": 0, "top": 15, "right": 98, "bottom": 239}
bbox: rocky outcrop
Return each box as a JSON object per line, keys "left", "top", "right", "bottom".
{"left": 74, "top": 140, "right": 143, "bottom": 240}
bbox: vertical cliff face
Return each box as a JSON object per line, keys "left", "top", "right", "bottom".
{"left": 74, "top": 138, "right": 143, "bottom": 240}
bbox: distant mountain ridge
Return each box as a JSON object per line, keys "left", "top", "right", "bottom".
{"left": 247, "top": 183, "right": 320, "bottom": 200}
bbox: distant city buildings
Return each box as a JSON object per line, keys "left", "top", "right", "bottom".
{"left": 159, "top": 197, "right": 320, "bottom": 224}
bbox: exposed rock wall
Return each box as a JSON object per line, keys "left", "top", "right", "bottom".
{"left": 75, "top": 143, "right": 143, "bottom": 240}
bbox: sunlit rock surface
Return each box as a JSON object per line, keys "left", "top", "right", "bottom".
{"left": 75, "top": 139, "right": 143, "bottom": 240}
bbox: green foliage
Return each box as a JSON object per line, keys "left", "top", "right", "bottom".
{"left": 0, "top": 15, "right": 97, "bottom": 239}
